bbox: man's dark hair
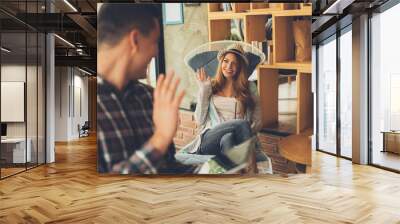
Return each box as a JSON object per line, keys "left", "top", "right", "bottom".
{"left": 98, "top": 3, "right": 159, "bottom": 46}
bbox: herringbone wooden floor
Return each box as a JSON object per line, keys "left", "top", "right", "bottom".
{"left": 1, "top": 135, "right": 400, "bottom": 223}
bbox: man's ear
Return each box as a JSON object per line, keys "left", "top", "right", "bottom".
{"left": 128, "top": 30, "right": 140, "bottom": 53}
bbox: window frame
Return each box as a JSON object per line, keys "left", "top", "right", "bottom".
{"left": 315, "top": 23, "right": 353, "bottom": 160}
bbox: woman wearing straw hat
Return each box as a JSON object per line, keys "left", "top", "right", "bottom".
{"left": 180, "top": 43, "right": 263, "bottom": 158}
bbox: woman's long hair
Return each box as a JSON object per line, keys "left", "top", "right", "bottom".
{"left": 211, "top": 53, "right": 255, "bottom": 116}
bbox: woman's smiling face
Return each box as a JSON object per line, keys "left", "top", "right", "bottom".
{"left": 221, "top": 53, "right": 239, "bottom": 79}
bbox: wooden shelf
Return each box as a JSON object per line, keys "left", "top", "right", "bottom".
{"left": 208, "top": 3, "right": 249, "bottom": 14}
{"left": 296, "top": 71, "right": 313, "bottom": 134}
{"left": 272, "top": 16, "right": 311, "bottom": 65}
{"left": 250, "top": 3, "right": 269, "bottom": 10}
{"left": 250, "top": 3, "right": 299, "bottom": 11}
{"left": 234, "top": 3, "right": 250, "bottom": 12}
{"left": 260, "top": 61, "right": 311, "bottom": 73}
{"left": 208, "top": 12, "right": 245, "bottom": 20}
{"left": 208, "top": 19, "right": 231, "bottom": 41}
{"left": 209, "top": 9, "right": 311, "bottom": 20}
{"left": 246, "top": 9, "right": 285, "bottom": 16}
{"left": 244, "top": 15, "right": 270, "bottom": 43}
{"left": 261, "top": 115, "right": 297, "bottom": 135}
{"left": 249, "top": 8, "right": 279, "bottom": 12}
{"left": 208, "top": 3, "right": 222, "bottom": 12}
{"left": 273, "top": 8, "right": 312, "bottom": 17}
{"left": 257, "top": 67, "right": 312, "bottom": 134}
{"left": 207, "top": 3, "right": 313, "bottom": 136}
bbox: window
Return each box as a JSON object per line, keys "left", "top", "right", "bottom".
{"left": 339, "top": 27, "right": 352, "bottom": 158}
{"left": 317, "top": 35, "right": 337, "bottom": 154}
{"left": 370, "top": 2, "right": 400, "bottom": 171}
{"left": 0, "top": 1, "right": 47, "bottom": 179}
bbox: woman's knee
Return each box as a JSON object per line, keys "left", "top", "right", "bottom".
{"left": 220, "top": 132, "right": 235, "bottom": 149}
{"left": 223, "top": 119, "right": 250, "bottom": 129}
{"left": 232, "top": 120, "right": 251, "bottom": 135}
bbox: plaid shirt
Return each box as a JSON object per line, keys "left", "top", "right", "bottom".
{"left": 97, "top": 76, "right": 175, "bottom": 174}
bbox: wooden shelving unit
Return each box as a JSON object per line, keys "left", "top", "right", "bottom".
{"left": 207, "top": 3, "right": 312, "bottom": 135}
{"left": 260, "top": 61, "right": 311, "bottom": 73}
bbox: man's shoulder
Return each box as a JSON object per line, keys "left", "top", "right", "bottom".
{"left": 97, "top": 76, "right": 112, "bottom": 96}
{"left": 130, "top": 81, "right": 154, "bottom": 103}
{"left": 135, "top": 82, "right": 154, "bottom": 94}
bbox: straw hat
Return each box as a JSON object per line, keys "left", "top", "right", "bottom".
{"left": 217, "top": 43, "right": 249, "bottom": 65}
{"left": 184, "top": 40, "right": 265, "bottom": 78}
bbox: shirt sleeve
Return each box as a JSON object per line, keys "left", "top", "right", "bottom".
{"left": 194, "top": 82, "right": 212, "bottom": 125}
{"left": 110, "top": 142, "right": 164, "bottom": 174}
{"left": 249, "top": 82, "right": 263, "bottom": 133}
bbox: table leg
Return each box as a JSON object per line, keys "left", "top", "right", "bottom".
{"left": 382, "top": 132, "right": 387, "bottom": 153}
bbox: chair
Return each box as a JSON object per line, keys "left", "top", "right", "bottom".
{"left": 78, "top": 121, "right": 90, "bottom": 138}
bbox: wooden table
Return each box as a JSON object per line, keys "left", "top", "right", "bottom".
{"left": 381, "top": 131, "right": 400, "bottom": 154}
{"left": 278, "top": 133, "right": 312, "bottom": 173}
{"left": 1, "top": 138, "right": 32, "bottom": 164}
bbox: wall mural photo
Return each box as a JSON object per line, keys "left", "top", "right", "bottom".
{"left": 97, "top": 3, "right": 312, "bottom": 175}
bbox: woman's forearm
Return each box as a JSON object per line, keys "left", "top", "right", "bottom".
{"left": 250, "top": 93, "right": 263, "bottom": 133}
{"left": 194, "top": 83, "right": 212, "bottom": 125}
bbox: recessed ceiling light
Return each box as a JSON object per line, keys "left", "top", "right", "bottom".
{"left": 1, "top": 47, "right": 11, "bottom": 53}
{"left": 78, "top": 67, "right": 93, "bottom": 76}
{"left": 63, "top": 0, "right": 78, "bottom": 12}
{"left": 54, "top": 34, "right": 75, "bottom": 48}
{"left": 323, "top": 0, "right": 355, "bottom": 15}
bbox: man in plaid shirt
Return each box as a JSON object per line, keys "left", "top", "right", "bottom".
{"left": 97, "top": 4, "right": 189, "bottom": 174}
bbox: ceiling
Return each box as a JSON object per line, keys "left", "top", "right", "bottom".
{"left": 4, "top": 0, "right": 393, "bottom": 72}
{"left": 0, "top": 0, "right": 97, "bottom": 73}
{"left": 312, "top": 0, "right": 390, "bottom": 43}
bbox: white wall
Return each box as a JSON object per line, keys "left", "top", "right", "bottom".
{"left": 71, "top": 72, "right": 89, "bottom": 139}
{"left": 55, "top": 66, "right": 69, "bottom": 141}
{"left": 1, "top": 65, "right": 30, "bottom": 138}
{"left": 1, "top": 82, "right": 25, "bottom": 122}
{"left": 54, "top": 67, "right": 89, "bottom": 141}
{"left": 163, "top": 4, "right": 209, "bottom": 109}
{"left": 1, "top": 65, "right": 26, "bottom": 81}
{"left": 1, "top": 63, "right": 46, "bottom": 164}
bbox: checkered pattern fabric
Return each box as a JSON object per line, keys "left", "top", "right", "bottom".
{"left": 97, "top": 77, "right": 175, "bottom": 174}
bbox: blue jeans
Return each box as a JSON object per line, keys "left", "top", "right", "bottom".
{"left": 198, "top": 120, "right": 253, "bottom": 156}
